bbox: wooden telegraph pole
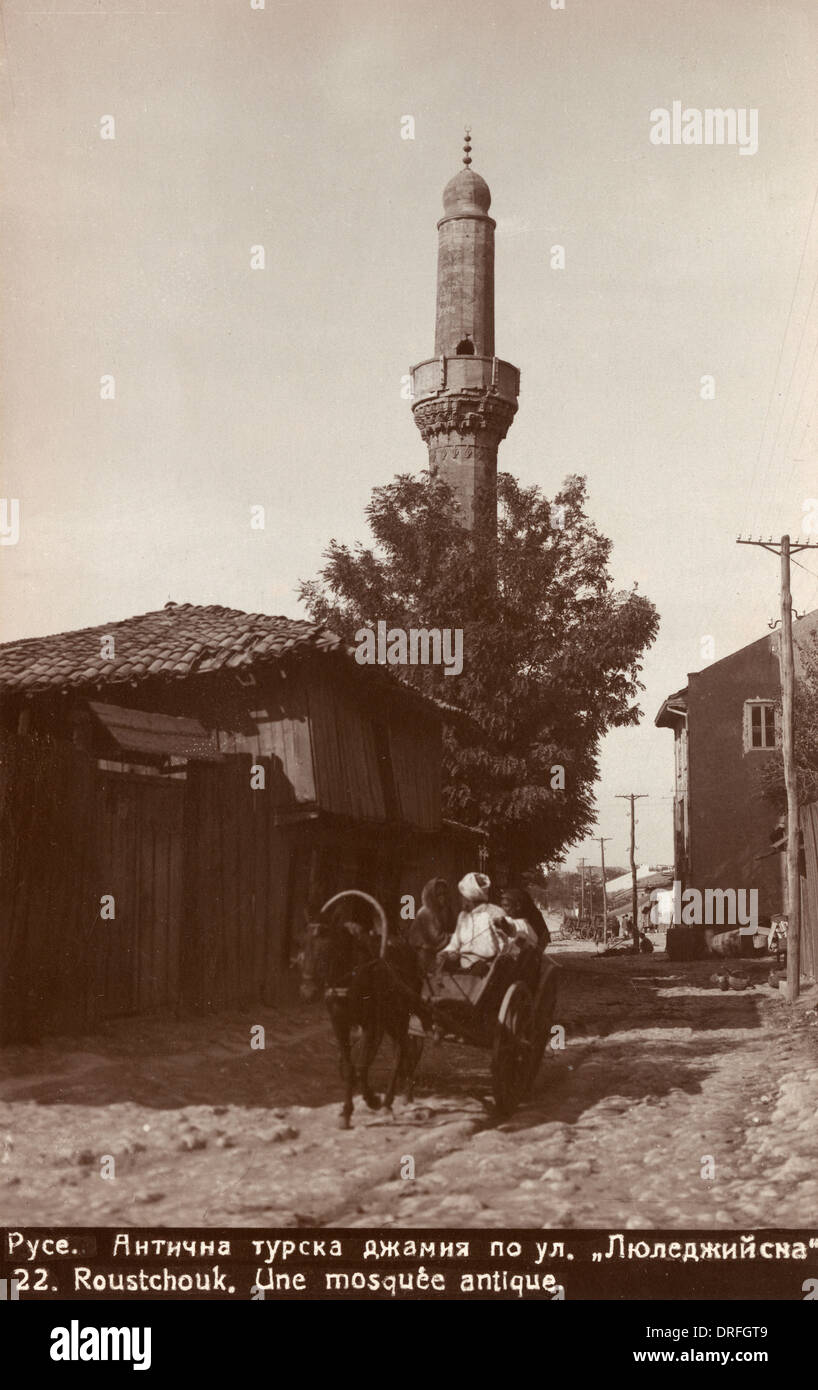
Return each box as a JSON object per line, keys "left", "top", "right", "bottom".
{"left": 737, "top": 533, "right": 818, "bottom": 1001}
{"left": 617, "top": 794, "right": 647, "bottom": 950}
{"left": 780, "top": 536, "right": 801, "bottom": 999}
{"left": 578, "top": 857, "right": 586, "bottom": 928}
{"left": 597, "top": 836, "right": 612, "bottom": 945}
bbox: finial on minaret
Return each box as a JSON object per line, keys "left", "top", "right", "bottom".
{"left": 462, "top": 127, "right": 472, "bottom": 166}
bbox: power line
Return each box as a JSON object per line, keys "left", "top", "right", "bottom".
{"left": 779, "top": 329, "right": 818, "bottom": 499}
{"left": 745, "top": 179, "right": 818, "bottom": 536}
{"left": 758, "top": 268, "right": 818, "bottom": 523}
{"left": 791, "top": 554, "right": 818, "bottom": 584}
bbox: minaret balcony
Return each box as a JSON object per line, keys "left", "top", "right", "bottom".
{"left": 409, "top": 355, "right": 520, "bottom": 407}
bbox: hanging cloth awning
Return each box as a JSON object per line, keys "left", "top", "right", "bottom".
{"left": 89, "top": 700, "right": 222, "bottom": 762}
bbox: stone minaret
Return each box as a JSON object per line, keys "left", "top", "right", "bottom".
{"left": 410, "top": 131, "right": 520, "bottom": 534}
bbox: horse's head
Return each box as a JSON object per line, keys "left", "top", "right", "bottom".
{"left": 296, "top": 892, "right": 388, "bottom": 1002}
{"left": 297, "top": 916, "right": 378, "bottom": 1002}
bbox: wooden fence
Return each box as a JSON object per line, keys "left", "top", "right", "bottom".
{"left": 179, "top": 758, "right": 291, "bottom": 1015}
{"left": 0, "top": 733, "right": 295, "bottom": 1041}
{"left": 1, "top": 733, "right": 97, "bottom": 1039}
{"left": 0, "top": 727, "right": 473, "bottom": 1043}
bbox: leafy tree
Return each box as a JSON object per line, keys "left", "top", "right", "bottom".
{"left": 544, "top": 865, "right": 628, "bottom": 911}
{"left": 300, "top": 470, "right": 659, "bottom": 877}
{"left": 760, "top": 632, "right": 818, "bottom": 813}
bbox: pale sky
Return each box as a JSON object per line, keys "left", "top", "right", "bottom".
{"left": 2, "top": 0, "right": 817, "bottom": 870}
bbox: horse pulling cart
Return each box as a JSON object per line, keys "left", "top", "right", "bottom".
{"left": 318, "top": 890, "right": 559, "bottom": 1120}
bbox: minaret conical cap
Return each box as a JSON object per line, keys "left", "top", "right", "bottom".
{"left": 442, "top": 167, "right": 492, "bottom": 216}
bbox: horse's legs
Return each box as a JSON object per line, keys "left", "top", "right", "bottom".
{"left": 329, "top": 1006, "right": 355, "bottom": 1129}
{"left": 402, "top": 1035, "right": 424, "bottom": 1101}
{"left": 383, "top": 1023, "right": 409, "bottom": 1110}
{"left": 358, "top": 1022, "right": 383, "bottom": 1110}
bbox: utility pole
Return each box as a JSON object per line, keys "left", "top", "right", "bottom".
{"left": 578, "top": 857, "right": 586, "bottom": 927}
{"left": 737, "top": 533, "right": 818, "bottom": 1001}
{"left": 597, "top": 836, "right": 612, "bottom": 945}
{"left": 617, "top": 794, "right": 647, "bottom": 950}
{"left": 780, "top": 536, "right": 800, "bottom": 1000}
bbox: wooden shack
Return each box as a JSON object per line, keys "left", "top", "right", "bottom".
{"left": 0, "top": 601, "right": 482, "bottom": 1041}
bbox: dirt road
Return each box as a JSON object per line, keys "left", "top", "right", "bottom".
{"left": 2, "top": 945, "right": 817, "bottom": 1229}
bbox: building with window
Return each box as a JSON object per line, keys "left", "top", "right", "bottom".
{"left": 655, "top": 609, "right": 818, "bottom": 918}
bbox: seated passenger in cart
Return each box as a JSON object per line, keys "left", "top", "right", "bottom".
{"left": 408, "top": 876, "right": 455, "bottom": 974}
{"left": 498, "top": 887, "right": 546, "bottom": 994}
{"left": 428, "top": 873, "right": 548, "bottom": 1046}
{"left": 500, "top": 887, "right": 550, "bottom": 948}
{"left": 438, "top": 872, "right": 514, "bottom": 975}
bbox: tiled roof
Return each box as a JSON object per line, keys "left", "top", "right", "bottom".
{"left": 0, "top": 602, "right": 343, "bottom": 693}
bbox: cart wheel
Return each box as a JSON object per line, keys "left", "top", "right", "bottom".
{"left": 524, "top": 963, "right": 559, "bottom": 1097}
{"left": 491, "top": 982, "right": 534, "bottom": 1117}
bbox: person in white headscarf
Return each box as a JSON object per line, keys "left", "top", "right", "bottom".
{"left": 438, "top": 872, "right": 512, "bottom": 972}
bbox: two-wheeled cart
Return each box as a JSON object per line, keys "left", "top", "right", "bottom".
{"left": 417, "top": 945, "right": 559, "bottom": 1117}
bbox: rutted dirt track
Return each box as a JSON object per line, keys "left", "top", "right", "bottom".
{"left": 2, "top": 945, "right": 817, "bottom": 1229}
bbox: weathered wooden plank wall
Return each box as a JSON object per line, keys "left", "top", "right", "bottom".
{"left": 388, "top": 716, "right": 441, "bottom": 831}
{"left": 0, "top": 733, "right": 95, "bottom": 1041}
{"left": 308, "top": 670, "right": 386, "bottom": 820}
{"left": 181, "top": 757, "right": 294, "bottom": 1013}
{"left": 95, "top": 772, "right": 185, "bottom": 1018}
{"left": 0, "top": 733, "right": 299, "bottom": 1039}
{"left": 0, "top": 659, "right": 453, "bottom": 1039}
{"left": 213, "top": 671, "right": 316, "bottom": 805}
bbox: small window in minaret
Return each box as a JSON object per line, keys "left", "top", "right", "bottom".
{"left": 456, "top": 336, "right": 475, "bottom": 355}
